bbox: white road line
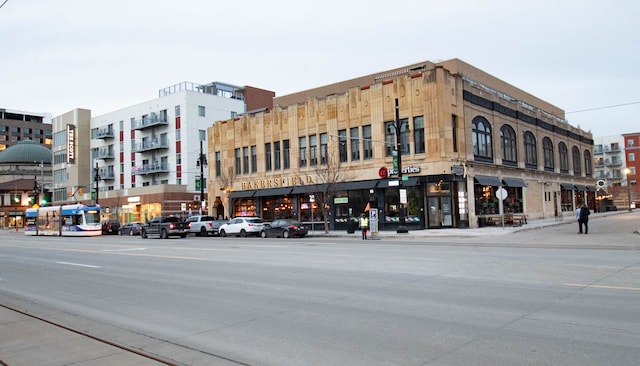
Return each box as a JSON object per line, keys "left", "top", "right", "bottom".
{"left": 56, "top": 262, "right": 101, "bottom": 268}
{"left": 101, "top": 248, "right": 148, "bottom": 252}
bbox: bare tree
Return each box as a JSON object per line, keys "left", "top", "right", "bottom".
{"left": 217, "top": 167, "right": 236, "bottom": 219}
{"left": 310, "top": 149, "right": 352, "bottom": 233}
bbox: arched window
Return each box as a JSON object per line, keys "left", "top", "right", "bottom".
{"left": 572, "top": 146, "right": 582, "bottom": 175}
{"left": 524, "top": 131, "right": 537, "bottom": 169}
{"left": 472, "top": 116, "right": 493, "bottom": 162}
{"left": 500, "top": 124, "right": 517, "bottom": 166}
{"left": 543, "top": 137, "right": 554, "bottom": 172}
{"left": 584, "top": 150, "right": 592, "bottom": 177}
{"left": 559, "top": 142, "right": 569, "bottom": 173}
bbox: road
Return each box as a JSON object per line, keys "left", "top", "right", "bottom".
{"left": 1, "top": 213, "right": 639, "bottom": 365}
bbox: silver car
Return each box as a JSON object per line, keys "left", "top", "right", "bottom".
{"left": 218, "top": 217, "right": 265, "bottom": 237}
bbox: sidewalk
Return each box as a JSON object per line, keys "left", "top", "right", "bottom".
{"left": 2, "top": 210, "right": 631, "bottom": 239}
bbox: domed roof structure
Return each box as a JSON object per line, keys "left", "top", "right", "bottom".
{"left": 0, "top": 140, "right": 52, "bottom": 164}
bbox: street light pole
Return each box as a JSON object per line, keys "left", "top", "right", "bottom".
{"left": 94, "top": 162, "right": 100, "bottom": 206}
{"left": 198, "top": 140, "right": 207, "bottom": 214}
{"left": 394, "top": 98, "right": 408, "bottom": 233}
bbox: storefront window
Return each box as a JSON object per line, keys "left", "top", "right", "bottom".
{"left": 384, "top": 186, "right": 421, "bottom": 224}
{"left": 232, "top": 198, "right": 256, "bottom": 218}
{"left": 502, "top": 187, "right": 523, "bottom": 213}
{"left": 261, "top": 197, "right": 292, "bottom": 221}
{"left": 474, "top": 184, "right": 499, "bottom": 215}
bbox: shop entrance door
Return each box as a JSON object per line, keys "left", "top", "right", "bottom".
{"left": 427, "top": 196, "right": 453, "bottom": 228}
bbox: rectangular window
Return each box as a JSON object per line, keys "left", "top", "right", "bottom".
{"left": 399, "top": 118, "right": 410, "bottom": 155}
{"left": 243, "top": 147, "right": 249, "bottom": 174}
{"left": 628, "top": 139, "right": 635, "bottom": 147}
{"left": 215, "top": 151, "right": 221, "bottom": 177}
{"left": 299, "top": 137, "right": 307, "bottom": 167}
{"left": 251, "top": 145, "right": 257, "bottom": 173}
{"left": 175, "top": 105, "right": 180, "bottom": 117}
{"left": 199, "top": 130, "right": 206, "bottom": 141}
{"left": 283, "top": 140, "right": 290, "bottom": 169}
{"left": 320, "top": 133, "right": 328, "bottom": 165}
{"left": 235, "top": 148, "right": 241, "bottom": 175}
{"left": 629, "top": 153, "right": 635, "bottom": 162}
{"left": 198, "top": 105, "right": 205, "bottom": 117}
{"left": 363, "top": 125, "right": 372, "bottom": 160}
{"left": 385, "top": 122, "right": 395, "bottom": 157}
{"left": 265, "top": 143, "right": 272, "bottom": 171}
{"left": 338, "top": 129, "right": 348, "bottom": 163}
{"left": 350, "top": 127, "right": 360, "bottom": 161}
{"left": 310, "top": 135, "right": 318, "bottom": 166}
{"left": 452, "top": 115, "right": 458, "bottom": 153}
{"left": 414, "top": 116, "right": 425, "bottom": 154}
{"left": 274, "top": 141, "right": 281, "bottom": 170}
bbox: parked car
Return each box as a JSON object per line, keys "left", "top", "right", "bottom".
{"left": 118, "top": 222, "right": 143, "bottom": 236}
{"left": 101, "top": 220, "right": 121, "bottom": 235}
{"left": 218, "top": 217, "right": 265, "bottom": 237}
{"left": 260, "top": 219, "right": 308, "bottom": 238}
{"left": 186, "top": 215, "right": 225, "bottom": 237}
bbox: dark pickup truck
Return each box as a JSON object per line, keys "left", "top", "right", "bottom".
{"left": 141, "top": 216, "right": 190, "bottom": 239}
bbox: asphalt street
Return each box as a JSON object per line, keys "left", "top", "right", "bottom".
{"left": 1, "top": 211, "right": 639, "bottom": 366}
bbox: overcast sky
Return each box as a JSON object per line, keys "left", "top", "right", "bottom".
{"left": 1, "top": 0, "right": 638, "bottom": 137}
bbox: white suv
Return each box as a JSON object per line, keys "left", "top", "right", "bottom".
{"left": 218, "top": 217, "right": 265, "bottom": 237}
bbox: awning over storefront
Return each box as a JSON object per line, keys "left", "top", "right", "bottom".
{"left": 253, "top": 187, "right": 293, "bottom": 197}
{"left": 291, "top": 184, "right": 326, "bottom": 194}
{"left": 560, "top": 183, "right": 576, "bottom": 190}
{"left": 574, "top": 184, "right": 587, "bottom": 191}
{"left": 502, "top": 177, "right": 527, "bottom": 187}
{"left": 474, "top": 175, "right": 502, "bottom": 187}
{"left": 403, "top": 177, "right": 421, "bottom": 186}
{"left": 229, "top": 190, "right": 256, "bottom": 198}
{"left": 585, "top": 186, "right": 595, "bottom": 192}
{"left": 334, "top": 180, "right": 379, "bottom": 191}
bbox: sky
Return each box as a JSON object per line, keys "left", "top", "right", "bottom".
{"left": 1, "top": 0, "right": 638, "bottom": 137}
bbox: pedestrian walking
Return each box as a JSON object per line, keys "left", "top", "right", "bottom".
{"left": 578, "top": 203, "right": 591, "bottom": 234}
{"left": 359, "top": 214, "right": 369, "bottom": 240}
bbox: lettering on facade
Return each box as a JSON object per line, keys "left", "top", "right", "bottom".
{"left": 66, "top": 124, "right": 76, "bottom": 164}
{"left": 386, "top": 165, "right": 421, "bottom": 176}
{"left": 241, "top": 175, "right": 314, "bottom": 190}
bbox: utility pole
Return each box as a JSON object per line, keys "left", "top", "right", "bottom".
{"left": 94, "top": 162, "right": 100, "bottom": 206}
{"left": 198, "top": 140, "right": 208, "bottom": 214}
{"left": 394, "top": 98, "right": 408, "bottom": 233}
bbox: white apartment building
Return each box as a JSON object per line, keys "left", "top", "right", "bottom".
{"left": 593, "top": 135, "right": 626, "bottom": 187}
{"left": 53, "top": 81, "right": 274, "bottom": 223}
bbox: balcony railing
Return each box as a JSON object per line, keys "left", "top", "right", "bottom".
{"left": 605, "top": 160, "right": 622, "bottom": 167}
{"left": 98, "top": 169, "right": 115, "bottom": 180}
{"left": 95, "top": 128, "right": 114, "bottom": 139}
{"left": 95, "top": 149, "right": 114, "bottom": 159}
{"left": 133, "top": 138, "right": 169, "bottom": 153}
{"left": 132, "top": 113, "right": 168, "bottom": 130}
{"left": 132, "top": 162, "right": 169, "bottom": 175}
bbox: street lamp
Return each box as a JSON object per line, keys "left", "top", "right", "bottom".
{"left": 393, "top": 98, "right": 409, "bottom": 234}
{"left": 624, "top": 167, "right": 632, "bottom": 211}
{"left": 197, "top": 140, "right": 208, "bottom": 214}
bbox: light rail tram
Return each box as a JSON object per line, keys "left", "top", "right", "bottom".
{"left": 25, "top": 204, "right": 101, "bottom": 236}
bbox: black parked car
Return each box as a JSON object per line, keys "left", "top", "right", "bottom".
{"left": 260, "top": 219, "right": 308, "bottom": 238}
{"left": 118, "top": 222, "right": 143, "bottom": 236}
{"left": 101, "top": 220, "right": 121, "bottom": 235}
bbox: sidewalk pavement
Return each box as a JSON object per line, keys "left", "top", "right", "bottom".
{"left": 1, "top": 210, "right": 632, "bottom": 239}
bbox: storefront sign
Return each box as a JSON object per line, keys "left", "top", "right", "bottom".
{"left": 378, "top": 165, "right": 421, "bottom": 178}
{"left": 66, "top": 124, "right": 76, "bottom": 164}
{"left": 241, "top": 175, "right": 314, "bottom": 190}
{"left": 334, "top": 197, "right": 348, "bottom": 204}
{"left": 451, "top": 164, "right": 465, "bottom": 176}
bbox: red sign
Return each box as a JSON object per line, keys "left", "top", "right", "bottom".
{"left": 378, "top": 167, "right": 388, "bottom": 178}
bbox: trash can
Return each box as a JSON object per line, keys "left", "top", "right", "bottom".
{"left": 346, "top": 218, "right": 358, "bottom": 234}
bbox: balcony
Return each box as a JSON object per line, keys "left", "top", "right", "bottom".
{"left": 132, "top": 113, "right": 168, "bottom": 130}
{"left": 132, "top": 161, "right": 169, "bottom": 175}
{"left": 95, "top": 127, "right": 114, "bottom": 139}
{"left": 98, "top": 169, "right": 115, "bottom": 180}
{"left": 604, "top": 145, "right": 621, "bottom": 153}
{"left": 95, "top": 148, "right": 114, "bottom": 160}
{"left": 605, "top": 160, "right": 623, "bottom": 167}
{"left": 133, "top": 138, "right": 169, "bottom": 153}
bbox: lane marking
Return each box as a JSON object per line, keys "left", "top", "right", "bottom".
{"left": 56, "top": 262, "right": 101, "bottom": 268}
{"left": 564, "top": 283, "right": 640, "bottom": 291}
{"left": 101, "top": 248, "right": 148, "bottom": 252}
{"left": 237, "top": 245, "right": 288, "bottom": 248}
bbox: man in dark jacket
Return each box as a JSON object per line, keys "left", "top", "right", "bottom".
{"left": 578, "top": 204, "right": 591, "bottom": 234}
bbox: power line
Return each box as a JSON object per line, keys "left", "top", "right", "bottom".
{"left": 0, "top": 0, "right": 8, "bottom": 9}
{"left": 567, "top": 101, "right": 640, "bottom": 114}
